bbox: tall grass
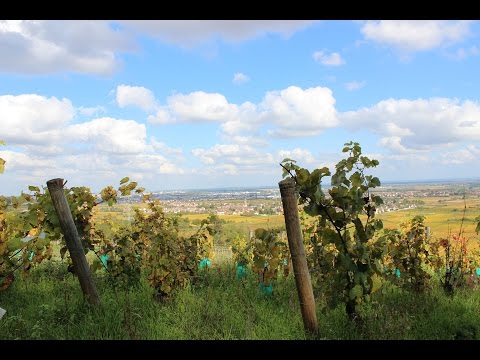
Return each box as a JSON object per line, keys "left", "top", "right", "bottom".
{"left": 1, "top": 262, "right": 479, "bottom": 340}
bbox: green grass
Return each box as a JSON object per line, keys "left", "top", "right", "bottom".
{"left": 1, "top": 261, "right": 480, "bottom": 340}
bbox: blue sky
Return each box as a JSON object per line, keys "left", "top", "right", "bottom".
{"left": 1, "top": 20, "right": 480, "bottom": 195}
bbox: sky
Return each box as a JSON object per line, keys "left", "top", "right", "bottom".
{"left": 1, "top": 20, "right": 480, "bottom": 195}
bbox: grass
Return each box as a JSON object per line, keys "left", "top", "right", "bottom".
{"left": 1, "top": 261, "right": 480, "bottom": 340}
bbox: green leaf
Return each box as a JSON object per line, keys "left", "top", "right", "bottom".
{"left": 370, "top": 273, "right": 382, "bottom": 293}
{"left": 372, "top": 195, "right": 384, "bottom": 206}
{"left": 369, "top": 177, "right": 381, "bottom": 187}
{"left": 349, "top": 172, "right": 362, "bottom": 189}
{"left": 353, "top": 218, "right": 367, "bottom": 243}
{"left": 349, "top": 285, "right": 363, "bottom": 300}
{"left": 0, "top": 158, "right": 5, "bottom": 174}
{"left": 296, "top": 169, "right": 309, "bottom": 185}
{"left": 120, "top": 177, "right": 130, "bottom": 185}
{"left": 373, "top": 219, "right": 383, "bottom": 231}
{"left": 28, "top": 185, "right": 40, "bottom": 193}
{"left": 7, "top": 237, "right": 23, "bottom": 252}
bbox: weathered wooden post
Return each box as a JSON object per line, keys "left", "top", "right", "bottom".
{"left": 47, "top": 178, "right": 100, "bottom": 306}
{"left": 279, "top": 178, "right": 318, "bottom": 334}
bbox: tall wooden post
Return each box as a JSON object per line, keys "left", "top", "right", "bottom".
{"left": 47, "top": 178, "right": 100, "bottom": 306}
{"left": 279, "top": 178, "right": 318, "bottom": 334}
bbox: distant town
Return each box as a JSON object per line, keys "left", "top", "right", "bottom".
{"left": 111, "top": 181, "right": 480, "bottom": 216}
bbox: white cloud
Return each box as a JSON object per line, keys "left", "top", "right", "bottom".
{"left": 78, "top": 106, "right": 105, "bottom": 116}
{"left": 148, "top": 108, "right": 174, "bottom": 125}
{"left": 260, "top": 86, "right": 338, "bottom": 137}
{"left": 148, "top": 91, "right": 252, "bottom": 125}
{"left": 341, "top": 98, "right": 480, "bottom": 153}
{"left": 232, "top": 72, "right": 250, "bottom": 84}
{"left": 0, "top": 150, "right": 56, "bottom": 172}
{"left": 360, "top": 20, "right": 472, "bottom": 53}
{"left": 0, "top": 94, "right": 74, "bottom": 145}
{"left": 440, "top": 145, "right": 480, "bottom": 165}
{"left": 67, "top": 117, "right": 147, "bottom": 154}
{"left": 120, "top": 153, "right": 183, "bottom": 175}
{"left": 345, "top": 81, "right": 366, "bottom": 91}
{"left": 191, "top": 144, "right": 275, "bottom": 175}
{"left": 313, "top": 51, "right": 345, "bottom": 66}
{"left": 118, "top": 20, "right": 317, "bottom": 47}
{"left": 0, "top": 20, "right": 133, "bottom": 75}
{"left": 278, "top": 148, "right": 316, "bottom": 164}
{"left": 226, "top": 136, "right": 269, "bottom": 147}
{"left": 150, "top": 138, "right": 184, "bottom": 158}
{"left": 167, "top": 92, "right": 237, "bottom": 122}
{"left": 116, "top": 84, "right": 157, "bottom": 112}
{"left": 0, "top": 20, "right": 318, "bottom": 76}
{"left": 130, "top": 84, "right": 338, "bottom": 139}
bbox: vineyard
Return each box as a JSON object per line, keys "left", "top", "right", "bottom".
{"left": 1, "top": 142, "right": 480, "bottom": 339}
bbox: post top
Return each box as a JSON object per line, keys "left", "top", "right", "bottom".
{"left": 46, "top": 178, "right": 65, "bottom": 188}
{"left": 278, "top": 177, "right": 296, "bottom": 189}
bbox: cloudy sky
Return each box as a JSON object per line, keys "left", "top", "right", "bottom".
{"left": 1, "top": 20, "right": 480, "bottom": 195}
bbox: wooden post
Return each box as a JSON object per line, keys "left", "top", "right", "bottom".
{"left": 279, "top": 178, "right": 318, "bottom": 334}
{"left": 47, "top": 178, "right": 100, "bottom": 306}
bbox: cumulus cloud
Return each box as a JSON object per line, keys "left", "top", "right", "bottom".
{"left": 118, "top": 20, "right": 317, "bottom": 47}
{"left": 116, "top": 84, "right": 157, "bottom": 111}
{"left": 148, "top": 91, "right": 239, "bottom": 124}
{"left": 260, "top": 86, "right": 338, "bottom": 137}
{"left": 345, "top": 81, "right": 366, "bottom": 91}
{"left": 278, "top": 148, "right": 316, "bottom": 164}
{"left": 0, "top": 20, "right": 318, "bottom": 76}
{"left": 147, "top": 92, "right": 260, "bottom": 136}
{"left": 225, "top": 136, "right": 269, "bottom": 147}
{"left": 440, "top": 145, "right": 480, "bottom": 165}
{"left": 67, "top": 117, "right": 147, "bottom": 154}
{"left": 145, "top": 84, "right": 338, "bottom": 138}
{"left": 167, "top": 92, "right": 237, "bottom": 122}
{"left": 150, "top": 138, "right": 184, "bottom": 159}
{"left": 0, "top": 20, "right": 133, "bottom": 75}
{"left": 0, "top": 150, "right": 57, "bottom": 172}
{"left": 0, "top": 91, "right": 191, "bottom": 195}
{"left": 341, "top": 98, "right": 480, "bottom": 152}
{"left": 313, "top": 51, "right": 345, "bottom": 66}
{"left": 0, "top": 94, "right": 74, "bottom": 145}
{"left": 191, "top": 144, "right": 275, "bottom": 175}
{"left": 232, "top": 72, "right": 250, "bottom": 84}
{"left": 360, "top": 20, "right": 472, "bottom": 53}
{"left": 78, "top": 106, "right": 106, "bottom": 117}
{"left": 119, "top": 153, "right": 184, "bottom": 174}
